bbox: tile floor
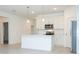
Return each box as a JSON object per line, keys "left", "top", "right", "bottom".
{"left": 0, "top": 44, "right": 72, "bottom": 54}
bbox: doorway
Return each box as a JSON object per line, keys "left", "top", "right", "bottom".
{"left": 3, "top": 22, "right": 9, "bottom": 44}
{"left": 71, "top": 21, "right": 77, "bottom": 53}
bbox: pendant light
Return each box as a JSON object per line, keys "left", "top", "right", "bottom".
{"left": 26, "top": 6, "right": 30, "bottom": 23}
{"left": 41, "top": 5, "right": 45, "bottom": 22}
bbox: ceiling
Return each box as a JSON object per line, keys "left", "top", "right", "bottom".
{"left": 0, "top": 5, "right": 73, "bottom": 17}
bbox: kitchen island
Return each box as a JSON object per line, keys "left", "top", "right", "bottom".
{"left": 21, "top": 35, "right": 54, "bottom": 51}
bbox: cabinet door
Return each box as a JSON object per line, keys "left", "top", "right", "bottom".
{"left": 36, "top": 18, "right": 45, "bottom": 29}
{"left": 54, "top": 30, "right": 65, "bottom": 46}
{"left": 54, "top": 16, "right": 64, "bottom": 29}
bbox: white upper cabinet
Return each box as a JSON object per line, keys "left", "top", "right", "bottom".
{"left": 35, "top": 13, "right": 64, "bottom": 30}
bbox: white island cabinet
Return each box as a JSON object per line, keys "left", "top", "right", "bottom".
{"left": 21, "top": 35, "right": 54, "bottom": 51}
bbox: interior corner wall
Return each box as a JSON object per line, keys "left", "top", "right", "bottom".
{"left": 9, "top": 16, "right": 26, "bottom": 44}
{"left": 64, "top": 6, "right": 76, "bottom": 48}
{"left": 0, "top": 18, "right": 4, "bottom": 44}
{"left": 23, "top": 18, "right": 32, "bottom": 34}
{"left": 23, "top": 18, "right": 37, "bottom": 34}
{"left": 0, "top": 11, "right": 26, "bottom": 44}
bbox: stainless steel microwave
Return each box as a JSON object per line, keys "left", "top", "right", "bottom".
{"left": 45, "top": 24, "right": 53, "bottom": 29}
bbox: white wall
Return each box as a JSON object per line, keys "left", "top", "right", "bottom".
{"left": 23, "top": 18, "right": 32, "bottom": 34}
{"left": 75, "top": 6, "right": 79, "bottom": 54}
{"left": 77, "top": 19, "right": 79, "bottom": 54}
{"left": 0, "top": 11, "right": 26, "bottom": 44}
{"left": 0, "top": 17, "right": 4, "bottom": 43}
{"left": 9, "top": 16, "right": 25, "bottom": 44}
{"left": 64, "top": 6, "right": 76, "bottom": 48}
{"left": 35, "top": 12, "right": 65, "bottom": 46}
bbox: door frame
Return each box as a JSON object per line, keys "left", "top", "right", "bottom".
{"left": 3, "top": 22, "right": 9, "bottom": 44}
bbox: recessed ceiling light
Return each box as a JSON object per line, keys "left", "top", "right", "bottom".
{"left": 42, "top": 18, "right": 45, "bottom": 22}
{"left": 26, "top": 19, "right": 30, "bottom": 23}
{"left": 32, "top": 11, "right": 34, "bottom": 14}
{"left": 53, "top": 8, "right": 57, "bottom": 10}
